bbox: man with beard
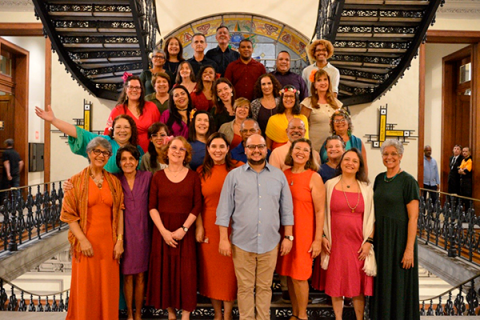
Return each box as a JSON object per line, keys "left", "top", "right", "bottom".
{"left": 216, "top": 133, "right": 294, "bottom": 320}
{"left": 225, "top": 39, "right": 267, "bottom": 101}
{"left": 269, "top": 118, "right": 319, "bottom": 171}
{"left": 206, "top": 26, "right": 239, "bottom": 77}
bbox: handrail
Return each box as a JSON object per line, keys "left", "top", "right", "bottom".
{"left": 419, "top": 272, "right": 480, "bottom": 302}
{"left": 0, "top": 180, "right": 67, "bottom": 193}
{"left": 419, "top": 188, "right": 480, "bottom": 203}
{"left": 0, "top": 277, "right": 69, "bottom": 297}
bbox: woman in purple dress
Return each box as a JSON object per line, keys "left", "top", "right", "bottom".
{"left": 116, "top": 145, "right": 153, "bottom": 320}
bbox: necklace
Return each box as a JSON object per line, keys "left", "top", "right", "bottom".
{"left": 341, "top": 178, "right": 360, "bottom": 213}
{"left": 289, "top": 169, "right": 306, "bottom": 186}
{"left": 90, "top": 173, "right": 104, "bottom": 189}
{"left": 168, "top": 167, "right": 185, "bottom": 178}
{"left": 384, "top": 168, "right": 402, "bottom": 183}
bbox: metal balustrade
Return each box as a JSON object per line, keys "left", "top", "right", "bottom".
{"left": 0, "top": 181, "right": 66, "bottom": 255}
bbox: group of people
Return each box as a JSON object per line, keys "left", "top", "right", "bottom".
{"left": 33, "top": 26, "right": 423, "bottom": 320}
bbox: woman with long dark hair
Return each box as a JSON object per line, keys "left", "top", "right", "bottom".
{"left": 211, "top": 78, "right": 236, "bottom": 130}
{"left": 196, "top": 132, "right": 243, "bottom": 320}
{"left": 104, "top": 74, "right": 160, "bottom": 152}
{"left": 160, "top": 85, "right": 193, "bottom": 138}
{"left": 164, "top": 37, "right": 185, "bottom": 81}
{"left": 191, "top": 65, "right": 216, "bottom": 112}
{"left": 251, "top": 73, "right": 282, "bottom": 135}
{"left": 188, "top": 110, "right": 215, "bottom": 171}
{"left": 175, "top": 61, "right": 197, "bottom": 93}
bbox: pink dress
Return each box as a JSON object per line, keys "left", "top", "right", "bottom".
{"left": 313, "top": 188, "right": 373, "bottom": 297}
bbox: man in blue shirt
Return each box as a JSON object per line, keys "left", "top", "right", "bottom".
{"left": 423, "top": 145, "right": 440, "bottom": 205}
{"left": 216, "top": 134, "right": 294, "bottom": 320}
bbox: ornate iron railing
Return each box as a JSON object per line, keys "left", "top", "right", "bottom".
{"left": 130, "top": 0, "right": 158, "bottom": 68}
{"left": 313, "top": 0, "right": 345, "bottom": 42}
{"left": 0, "top": 181, "right": 66, "bottom": 255}
{"left": 420, "top": 273, "right": 480, "bottom": 316}
{"left": 417, "top": 190, "right": 479, "bottom": 264}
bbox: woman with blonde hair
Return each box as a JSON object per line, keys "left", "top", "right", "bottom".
{"left": 300, "top": 69, "right": 342, "bottom": 152}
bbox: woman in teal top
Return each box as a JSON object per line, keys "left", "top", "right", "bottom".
{"left": 319, "top": 109, "right": 367, "bottom": 174}
{"left": 35, "top": 105, "right": 143, "bottom": 173}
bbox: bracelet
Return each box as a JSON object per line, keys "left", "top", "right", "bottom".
{"left": 117, "top": 234, "right": 124, "bottom": 241}
{"left": 322, "top": 234, "right": 326, "bottom": 238}
{"left": 366, "top": 239, "right": 374, "bottom": 244}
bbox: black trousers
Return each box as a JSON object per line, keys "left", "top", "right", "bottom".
{"left": 423, "top": 184, "right": 438, "bottom": 205}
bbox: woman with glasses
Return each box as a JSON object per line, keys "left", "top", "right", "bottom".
{"left": 300, "top": 69, "right": 342, "bottom": 152}
{"left": 371, "top": 139, "right": 420, "bottom": 320}
{"left": 188, "top": 111, "right": 215, "bottom": 171}
{"left": 140, "top": 122, "right": 170, "bottom": 174}
{"left": 104, "top": 74, "right": 161, "bottom": 153}
{"left": 146, "top": 136, "right": 202, "bottom": 320}
{"left": 265, "top": 85, "right": 309, "bottom": 150}
{"left": 35, "top": 105, "right": 143, "bottom": 173}
{"left": 140, "top": 48, "right": 174, "bottom": 95}
{"left": 320, "top": 109, "right": 368, "bottom": 174}
{"left": 219, "top": 98, "right": 250, "bottom": 150}
{"left": 61, "top": 137, "right": 124, "bottom": 320}
{"left": 146, "top": 73, "right": 171, "bottom": 114}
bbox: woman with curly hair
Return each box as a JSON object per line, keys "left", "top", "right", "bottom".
{"left": 250, "top": 74, "right": 282, "bottom": 135}
{"left": 160, "top": 85, "right": 193, "bottom": 138}
{"left": 265, "top": 85, "right": 309, "bottom": 150}
{"left": 300, "top": 69, "right": 342, "bottom": 152}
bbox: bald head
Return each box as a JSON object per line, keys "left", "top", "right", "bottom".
{"left": 286, "top": 118, "right": 306, "bottom": 142}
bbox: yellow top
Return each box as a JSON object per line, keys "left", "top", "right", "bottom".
{"left": 265, "top": 113, "right": 309, "bottom": 143}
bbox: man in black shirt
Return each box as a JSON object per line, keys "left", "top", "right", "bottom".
{"left": 187, "top": 33, "right": 218, "bottom": 78}
{"left": 206, "top": 26, "right": 240, "bottom": 77}
{"left": 1, "top": 139, "right": 24, "bottom": 202}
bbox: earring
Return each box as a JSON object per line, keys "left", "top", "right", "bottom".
{"left": 231, "top": 92, "right": 233, "bottom": 97}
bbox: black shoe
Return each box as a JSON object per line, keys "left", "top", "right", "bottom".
{"left": 282, "top": 290, "right": 291, "bottom": 303}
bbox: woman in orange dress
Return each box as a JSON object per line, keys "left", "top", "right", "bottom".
{"left": 195, "top": 132, "right": 243, "bottom": 320}
{"left": 276, "top": 138, "right": 325, "bottom": 320}
{"left": 60, "top": 137, "right": 124, "bottom": 320}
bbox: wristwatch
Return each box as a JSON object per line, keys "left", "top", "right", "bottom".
{"left": 284, "top": 235, "right": 294, "bottom": 241}
{"left": 182, "top": 226, "right": 188, "bottom": 233}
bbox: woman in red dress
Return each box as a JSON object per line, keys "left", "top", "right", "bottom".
{"left": 276, "top": 138, "right": 325, "bottom": 320}
{"left": 104, "top": 74, "right": 161, "bottom": 152}
{"left": 191, "top": 65, "right": 215, "bottom": 112}
{"left": 314, "top": 148, "right": 375, "bottom": 320}
{"left": 195, "top": 132, "right": 243, "bottom": 320}
{"left": 146, "top": 136, "right": 202, "bottom": 320}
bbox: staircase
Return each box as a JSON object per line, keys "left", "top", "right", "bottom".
{"left": 316, "top": 0, "right": 444, "bottom": 105}
{"left": 32, "top": 0, "right": 158, "bottom": 100}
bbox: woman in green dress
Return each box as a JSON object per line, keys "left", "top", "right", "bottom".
{"left": 371, "top": 139, "right": 420, "bottom": 320}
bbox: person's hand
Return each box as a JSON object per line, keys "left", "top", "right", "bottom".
{"left": 160, "top": 229, "right": 178, "bottom": 248}
{"left": 35, "top": 105, "right": 56, "bottom": 122}
{"left": 358, "top": 242, "right": 371, "bottom": 261}
{"left": 79, "top": 238, "right": 93, "bottom": 257}
{"left": 322, "top": 237, "right": 331, "bottom": 254}
{"left": 279, "top": 239, "right": 292, "bottom": 256}
{"left": 195, "top": 224, "right": 205, "bottom": 243}
{"left": 6, "top": 174, "right": 12, "bottom": 181}
{"left": 172, "top": 228, "right": 186, "bottom": 242}
{"left": 308, "top": 239, "right": 322, "bottom": 258}
{"left": 114, "top": 240, "right": 124, "bottom": 261}
{"left": 219, "top": 238, "right": 232, "bottom": 257}
{"left": 63, "top": 179, "right": 73, "bottom": 192}
{"left": 401, "top": 247, "right": 414, "bottom": 269}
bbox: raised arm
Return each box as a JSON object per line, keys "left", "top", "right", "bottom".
{"left": 35, "top": 105, "right": 78, "bottom": 138}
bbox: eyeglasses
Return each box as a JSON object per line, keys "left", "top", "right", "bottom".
{"left": 316, "top": 48, "right": 328, "bottom": 53}
{"left": 333, "top": 118, "right": 346, "bottom": 123}
{"left": 91, "top": 149, "right": 111, "bottom": 157}
{"left": 382, "top": 152, "right": 399, "bottom": 157}
{"left": 151, "top": 133, "right": 168, "bottom": 138}
{"left": 283, "top": 95, "right": 296, "bottom": 100}
{"left": 246, "top": 144, "right": 267, "bottom": 151}
{"left": 170, "top": 145, "right": 187, "bottom": 153}
{"left": 127, "top": 86, "right": 141, "bottom": 91}
{"left": 152, "top": 55, "right": 165, "bottom": 59}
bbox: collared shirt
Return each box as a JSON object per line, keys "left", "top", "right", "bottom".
{"left": 302, "top": 62, "right": 340, "bottom": 95}
{"left": 230, "top": 143, "right": 271, "bottom": 164}
{"left": 225, "top": 58, "right": 267, "bottom": 101}
{"left": 216, "top": 162, "right": 294, "bottom": 254}
{"left": 424, "top": 156, "right": 440, "bottom": 186}
{"left": 271, "top": 70, "right": 308, "bottom": 101}
{"left": 187, "top": 56, "right": 219, "bottom": 78}
{"left": 206, "top": 45, "right": 240, "bottom": 77}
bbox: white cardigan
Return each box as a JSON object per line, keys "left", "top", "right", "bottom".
{"left": 320, "top": 175, "right": 377, "bottom": 276}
